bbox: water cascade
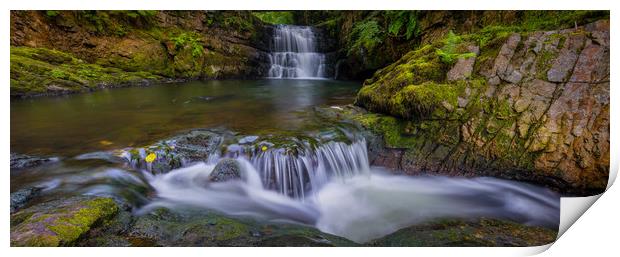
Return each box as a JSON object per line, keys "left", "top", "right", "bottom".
{"left": 139, "top": 138, "right": 560, "bottom": 242}
{"left": 268, "top": 25, "right": 327, "bottom": 79}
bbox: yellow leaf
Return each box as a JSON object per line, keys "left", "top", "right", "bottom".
{"left": 99, "top": 140, "right": 113, "bottom": 146}
{"left": 145, "top": 153, "right": 157, "bottom": 163}
{"left": 261, "top": 146, "right": 268, "bottom": 152}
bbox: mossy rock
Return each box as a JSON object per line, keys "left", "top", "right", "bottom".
{"left": 367, "top": 218, "right": 557, "bottom": 247}
{"left": 10, "top": 196, "right": 119, "bottom": 246}
{"left": 127, "top": 207, "right": 357, "bottom": 246}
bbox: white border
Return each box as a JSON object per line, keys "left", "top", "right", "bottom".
{"left": 2, "top": 1, "right": 618, "bottom": 257}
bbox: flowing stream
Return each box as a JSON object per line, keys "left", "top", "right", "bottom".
{"left": 268, "top": 25, "right": 327, "bottom": 79}
{"left": 11, "top": 79, "right": 560, "bottom": 244}
{"left": 141, "top": 138, "right": 560, "bottom": 243}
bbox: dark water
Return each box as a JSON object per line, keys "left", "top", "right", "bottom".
{"left": 11, "top": 79, "right": 360, "bottom": 157}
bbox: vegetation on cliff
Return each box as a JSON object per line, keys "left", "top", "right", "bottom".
{"left": 353, "top": 17, "right": 609, "bottom": 194}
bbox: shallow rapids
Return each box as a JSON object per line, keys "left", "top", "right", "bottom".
{"left": 141, "top": 159, "right": 560, "bottom": 243}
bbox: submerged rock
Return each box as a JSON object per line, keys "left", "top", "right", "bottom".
{"left": 127, "top": 208, "right": 357, "bottom": 246}
{"left": 10, "top": 187, "right": 43, "bottom": 214}
{"left": 10, "top": 152, "right": 57, "bottom": 169}
{"left": 209, "top": 158, "right": 242, "bottom": 182}
{"left": 367, "top": 218, "right": 557, "bottom": 247}
{"left": 10, "top": 196, "right": 119, "bottom": 246}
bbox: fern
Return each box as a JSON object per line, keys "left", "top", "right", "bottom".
{"left": 171, "top": 33, "right": 204, "bottom": 58}
{"left": 348, "top": 19, "right": 383, "bottom": 55}
{"left": 435, "top": 30, "right": 475, "bottom": 65}
{"left": 386, "top": 11, "right": 420, "bottom": 40}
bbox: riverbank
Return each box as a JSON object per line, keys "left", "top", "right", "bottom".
{"left": 10, "top": 11, "right": 273, "bottom": 98}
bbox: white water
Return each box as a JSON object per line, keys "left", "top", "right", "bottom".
{"left": 142, "top": 139, "right": 560, "bottom": 243}
{"left": 268, "top": 25, "right": 327, "bottom": 79}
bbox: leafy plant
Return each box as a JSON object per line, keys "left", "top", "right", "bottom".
{"left": 45, "top": 11, "right": 60, "bottom": 17}
{"left": 223, "top": 16, "right": 253, "bottom": 31}
{"left": 348, "top": 19, "right": 383, "bottom": 55}
{"left": 386, "top": 11, "right": 420, "bottom": 40}
{"left": 253, "top": 11, "right": 294, "bottom": 25}
{"left": 170, "top": 33, "right": 204, "bottom": 58}
{"left": 435, "top": 31, "right": 475, "bottom": 65}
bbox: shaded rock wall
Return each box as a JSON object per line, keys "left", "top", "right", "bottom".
{"left": 354, "top": 20, "right": 610, "bottom": 195}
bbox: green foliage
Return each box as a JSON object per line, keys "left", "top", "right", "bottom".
{"left": 348, "top": 19, "right": 383, "bottom": 55}
{"left": 253, "top": 11, "right": 295, "bottom": 25}
{"left": 79, "top": 11, "right": 108, "bottom": 33}
{"left": 170, "top": 33, "right": 204, "bottom": 58}
{"left": 520, "top": 10, "right": 609, "bottom": 31}
{"left": 385, "top": 11, "right": 420, "bottom": 40}
{"left": 124, "top": 10, "right": 158, "bottom": 19}
{"left": 50, "top": 69, "right": 67, "bottom": 79}
{"left": 223, "top": 16, "right": 253, "bottom": 31}
{"left": 435, "top": 31, "right": 476, "bottom": 65}
{"left": 45, "top": 11, "right": 60, "bottom": 17}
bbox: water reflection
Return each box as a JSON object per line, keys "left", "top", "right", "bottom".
{"left": 11, "top": 79, "right": 360, "bottom": 156}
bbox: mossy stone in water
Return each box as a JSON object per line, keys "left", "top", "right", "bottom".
{"left": 366, "top": 218, "right": 557, "bottom": 247}
{"left": 10, "top": 196, "right": 119, "bottom": 246}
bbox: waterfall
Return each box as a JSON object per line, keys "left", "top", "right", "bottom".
{"left": 268, "top": 25, "right": 327, "bottom": 79}
{"left": 251, "top": 139, "right": 370, "bottom": 198}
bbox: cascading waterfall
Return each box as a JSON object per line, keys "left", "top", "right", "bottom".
{"left": 117, "top": 134, "right": 560, "bottom": 243}
{"left": 268, "top": 25, "right": 327, "bottom": 79}
{"left": 251, "top": 140, "right": 369, "bottom": 198}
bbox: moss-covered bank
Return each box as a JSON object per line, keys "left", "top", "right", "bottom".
{"left": 10, "top": 11, "right": 272, "bottom": 98}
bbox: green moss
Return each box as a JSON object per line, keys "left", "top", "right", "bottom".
{"left": 47, "top": 198, "right": 119, "bottom": 245}
{"left": 212, "top": 215, "right": 249, "bottom": 241}
{"left": 252, "top": 11, "right": 295, "bottom": 25}
{"left": 11, "top": 197, "right": 119, "bottom": 246}
{"left": 435, "top": 31, "right": 476, "bottom": 65}
{"left": 368, "top": 218, "right": 556, "bottom": 247}
{"left": 11, "top": 46, "right": 163, "bottom": 97}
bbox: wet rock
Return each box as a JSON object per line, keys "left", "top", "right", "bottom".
{"left": 208, "top": 158, "right": 242, "bottom": 182}
{"left": 367, "top": 218, "right": 556, "bottom": 247}
{"left": 10, "top": 196, "right": 119, "bottom": 246}
{"left": 491, "top": 33, "right": 521, "bottom": 78}
{"left": 238, "top": 136, "right": 259, "bottom": 144}
{"left": 10, "top": 187, "right": 43, "bottom": 214}
{"left": 127, "top": 208, "right": 357, "bottom": 246}
{"left": 447, "top": 45, "right": 479, "bottom": 81}
{"left": 547, "top": 33, "right": 586, "bottom": 82}
{"left": 124, "top": 129, "right": 228, "bottom": 173}
{"left": 10, "top": 152, "right": 57, "bottom": 169}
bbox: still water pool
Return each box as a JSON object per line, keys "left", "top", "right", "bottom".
{"left": 11, "top": 79, "right": 360, "bottom": 157}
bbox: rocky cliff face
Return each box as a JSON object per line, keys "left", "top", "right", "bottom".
{"left": 10, "top": 11, "right": 272, "bottom": 97}
{"left": 317, "top": 10, "right": 608, "bottom": 81}
{"left": 353, "top": 20, "right": 609, "bottom": 195}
